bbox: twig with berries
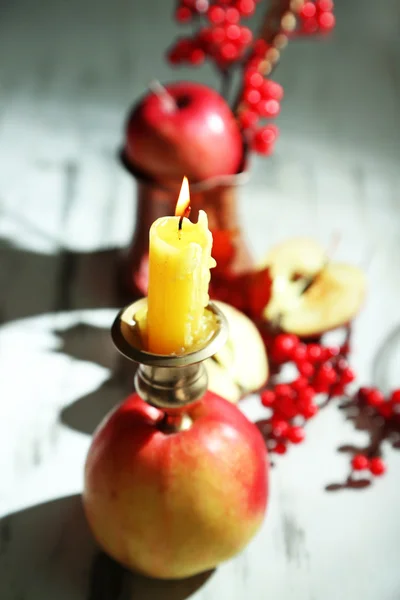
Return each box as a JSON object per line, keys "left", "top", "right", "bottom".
{"left": 167, "top": 0, "right": 336, "bottom": 157}
{"left": 326, "top": 387, "right": 400, "bottom": 490}
{"left": 257, "top": 329, "right": 355, "bottom": 457}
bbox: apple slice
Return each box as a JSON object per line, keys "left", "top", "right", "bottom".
{"left": 205, "top": 358, "right": 241, "bottom": 404}
{"left": 260, "top": 237, "right": 327, "bottom": 278}
{"left": 272, "top": 263, "right": 366, "bottom": 337}
{"left": 205, "top": 301, "right": 268, "bottom": 402}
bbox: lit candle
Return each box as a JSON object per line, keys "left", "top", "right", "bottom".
{"left": 147, "top": 177, "right": 215, "bottom": 355}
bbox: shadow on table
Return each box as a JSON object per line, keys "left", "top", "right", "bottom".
{"left": 0, "top": 239, "right": 135, "bottom": 325}
{"left": 0, "top": 494, "right": 213, "bottom": 600}
{"left": 56, "top": 322, "right": 135, "bottom": 435}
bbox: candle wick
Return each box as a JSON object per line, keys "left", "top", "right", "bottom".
{"left": 178, "top": 206, "right": 191, "bottom": 235}
{"left": 148, "top": 80, "right": 176, "bottom": 112}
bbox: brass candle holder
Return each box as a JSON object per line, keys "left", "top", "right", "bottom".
{"left": 111, "top": 298, "right": 229, "bottom": 430}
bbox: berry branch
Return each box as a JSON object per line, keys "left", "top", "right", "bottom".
{"left": 167, "top": 0, "right": 335, "bottom": 157}
{"left": 256, "top": 326, "right": 400, "bottom": 489}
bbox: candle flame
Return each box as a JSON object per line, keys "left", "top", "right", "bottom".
{"left": 175, "top": 176, "right": 191, "bottom": 218}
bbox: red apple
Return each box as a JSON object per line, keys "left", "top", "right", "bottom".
{"left": 84, "top": 391, "right": 268, "bottom": 579}
{"left": 124, "top": 82, "right": 244, "bottom": 183}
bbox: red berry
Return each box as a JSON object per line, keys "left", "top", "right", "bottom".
{"left": 175, "top": 6, "right": 193, "bottom": 21}
{"left": 287, "top": 426, "right": 305, "bottom": 444}
{"left": 252, "top": 136, "right": 274, "bottom": 155}
{"left": 257, "top": 98, "right": 280, "bottom": 118}
{"left": 197, "top": 27, "right": 213, "bottom": 48}
{"left": 330, "top": 383, "right": 345, "bottom": 397}
{"left": 189, "top": 48, "right": 206, "bottom": 64}
{"left": 255, "top": 124, "right": 278, "bottom": 145}
{"left": 167, "top": 38, "right": 193, "bottom": 63}
{"left": 208, "top": 5, "right": 225, "bottom": 23}
{"left": 316, "top": 363, "right": 337, "bottom": 386}
{"left": 251, "top": 125, "right": 278, "bottom": 155}
{"left": 298, "top": 361, "right": 315, "bottom": 378}
{"left": 260, "top": 79, "right": 284, "bottom": 101}
{"left": 378, "top": 403, "right": 393, "bottom": 419}
{"left": 239, "top": 26, "right": 253, "bottom": 45}
{"left": 275, "top": 442, "right": 287, "bottom": 455}
{"left": 195, "top": 0, "right": 209, "bottom": 12}
{"left": 369, "top": 457, "right": 386, "bottom": 476}
{"left": 274, "top": 383, "right": 294, "bottom": 398}
{"left": 261, "top": 389, "right": 275, "bottom": 407}
{"left": 210, "top": 26, "right": 226, "bottom": 43}
{"left": 298, "top": 386, "right": 316, "bottom": 403}
{"left": 323, "top": 346, "right": 340, "bottom": 360}
{"left": 351, "top": 454, "right": 369, "bottom": 471}
{"left": 358, "top": 386, "right": 371, "bottom": 400}
{"left": 277, "top": 397, "right": 298, "bottom": 419}
{"left": 292, "top": 376, "right": 308, "bottom": 391}
{"left": 236, "top": 0, "right": 256, "bottom": 16}
{"left": 301, "top": 17, "right": 318, "bottom": 34}
{"left": 301, "top": 402, "right": 319, "bottom": 419}
{"left": 340, "top": 366, "right": 356, "bottom": 385}
{"left": 271, "top": 334, "right": 299, "bottom": 363}
{"left": 225, "top": 7, "right": 240, "bottom": 23}
{"left": 317, "top": 0, "right": 334, "bottom": 12}
{"left": 271, "top": 418, "right": 289, "bottom": 438}
{"left": 306, "top": 343, "right": 324, "bottom": 363}
{"left": 245, "top": 70, "right": 264, "bottom": 89}
{"left": 239, "top": 109, "right": 259, "bottom": 129}
{"left": 253, "top": 39, "right": 269, "bottom": 56}
{"left": 366, "top": 388, "right": 385, "bottom": 408}
{"left": 318, "top": 12, "right": 335, "bottom": 31}
{"left": 243, "top": 88, "right": 261, "bottom": 106}
{"left": 220, "top": 41, "right": 239, "bottom": 61}
{"left": 225, "top": 24, "right": 241, "bottom": 41}
{"left": 293, "top": 343, "right": 307, "bottom": 363}
{"left": 300, "top": 2, "right": 317, "bottom": 18}
{"left": 391, "top": 389, "right": 400, "bottom": 404}
{"left": 313, "top": 380, "right": 330, "bottom": 394}
{"left": 167, "top": 49, "right": 181, "bottom": 65}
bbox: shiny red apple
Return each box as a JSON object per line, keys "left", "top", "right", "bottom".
{"left": 124, "top": 81, "right": 244, "bottom": 183}
{"left": 84, "top": 391, "right": 268, "bottom": 579}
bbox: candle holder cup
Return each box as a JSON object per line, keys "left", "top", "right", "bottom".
{"left": 111, "top": 298, "right": 229, "bottom": 428}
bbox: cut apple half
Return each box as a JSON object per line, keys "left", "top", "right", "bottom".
{"left": 205, "top": 301, "right": 269, "bottom": 403}
{"left": 265, "top": 263, "right": 366, "bottom": 337}
{"left": 260, "top": 237, "right": 327, "bottom": 279}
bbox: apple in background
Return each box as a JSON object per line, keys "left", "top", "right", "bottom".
{"left": 84, "top": 392, "right": 268, "bottom": 579}
{"left": 124, "top": 82, "right": 244, "bottom": 183}
{"left": 262, "top": 238, "right": 366, "bottom": 337}
{"left": 206, "top": 301, "right": 269, "bottom": 403}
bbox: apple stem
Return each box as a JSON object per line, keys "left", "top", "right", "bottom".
{"left": 148, "top": 80, "right": 177, "bottom": 112}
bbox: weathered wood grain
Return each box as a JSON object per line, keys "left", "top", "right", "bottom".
{"left": 0, "top": 0, "right": 400, "bottom": 598}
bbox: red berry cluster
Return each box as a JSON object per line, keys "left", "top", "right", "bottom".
{"left": 168, "top": 0, "right": 261, "bottom": 68}
{"left": 260, "top": 333, "right": 355, "bottom": 455}
{"left": 358, "top": 386, "right": 400, "bottom": 420}
{"left": 351, "top": 454, "right": 386, "bottom": 477}
{"left": 239, "top": 43, "right": 283, "bottom": 155}
{"left": 343, "top": 387, "right": 400, "bottom": 480}
{"left": 298, "top": 0, "right": 335, "bottom": 35}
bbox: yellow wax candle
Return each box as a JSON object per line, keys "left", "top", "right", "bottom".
{"left": 147, "top": 177, "right": 215, "bottom": 355}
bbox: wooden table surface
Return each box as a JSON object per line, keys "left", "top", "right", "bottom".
{"left": 1, "top": 1, "right": 400, "bottom": 598}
